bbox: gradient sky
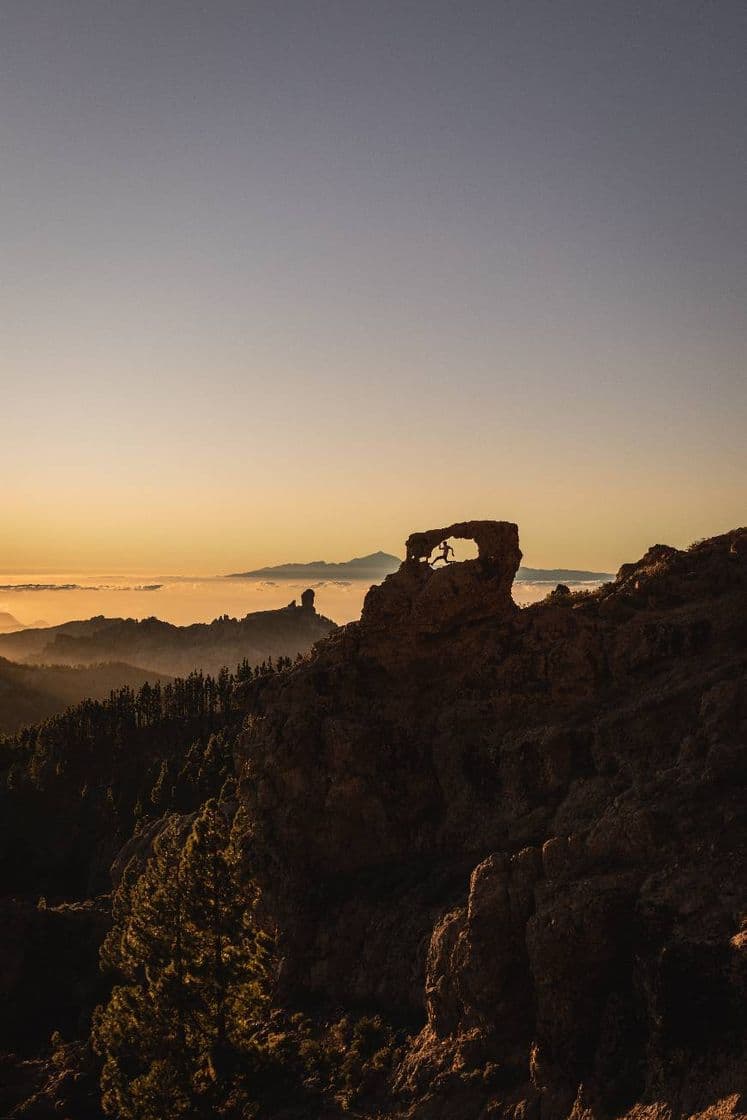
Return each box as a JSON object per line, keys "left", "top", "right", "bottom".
{"left": 2, "top": 1, "right": 745, "bottom": 573}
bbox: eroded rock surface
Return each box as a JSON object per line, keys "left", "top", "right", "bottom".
{"left": 363, "top": 519, "right": 522, "bottom": 635}
{"left": 405, "top": 519, "right": 521, "bottom": 562}
{"left": 237, "top": 526, "right": 747, "bottom": 1119}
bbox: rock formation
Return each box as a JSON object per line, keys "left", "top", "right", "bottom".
{"left": 364, "top": 519, "right": 521, "bottom": 635}
{"left": 301, "top": 587, "right": 316, "bottom": 611}
{"left": 404, "top": 519, "right": 521, "bottom": 566}
{"left": 237, "top": 524, "right": 747, "bottom": 1119}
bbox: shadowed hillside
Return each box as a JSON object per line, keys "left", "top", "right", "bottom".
{"left": 0, "top": 657, "right": 171, "bottom": 734}
{"left": 236, "top": 522, "right": 746, "bottom": 1119}
{"left": 0, "top": 525, "right": 744, "bottom": 1119}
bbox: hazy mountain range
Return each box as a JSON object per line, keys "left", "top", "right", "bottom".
{"left": 0, "top": 656, "right": 165, "bottom": 734}
{"left": 0, "top": 602, "right": 336, "bottom": 680}
{"left": 0, "top": 611, "right": 29, "bottom": 633}
{"left": 516, "top": 565, "right": 614, "bottom": 583}
{"left": 227, "top": 551, "right": 401, "bottom": 580}
{"left": 228, "top": 551, "right": 614, "bottom": 584}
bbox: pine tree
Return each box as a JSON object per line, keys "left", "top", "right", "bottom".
{"left": 95, "top": 815, "right": 192, "bottom": 1119}
{"left": 93, "top": 803, "right": 273, "bottom": 1119}
{"left": 149, "top": 758, "right": 172, "bottom": 810}
{"left": 183, "top": 802, "right": 272, "bottom": 1075}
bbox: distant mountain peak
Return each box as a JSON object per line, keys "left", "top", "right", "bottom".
{"left": 0, "top": 611, "right": 25, "bottom": 633}
{"left": 346, "top": 551, "right": 401, "bottom": 566}
{"left": 226, "top": 553, "right": 402, "bottom": 580}
{"left": 226, "top": 551, "right": 613, "bottom": 585}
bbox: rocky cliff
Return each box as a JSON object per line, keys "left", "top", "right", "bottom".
{"left": 237, "top": 523, "right": 747, "bottom": 1119}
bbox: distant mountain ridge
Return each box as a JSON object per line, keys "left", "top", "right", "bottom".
{"left": 0, "top": 656, "right": 167, "bottom": 733}
{"left": 517, "top": 565, "right": 613, "bottom": 583}
{"left": 0, "top": 612, "right": 25, "bottom": 633}
{"left": 228, "top": 552, "right": 613, "bottom": 584}
{"left": 227, "top": 551, "right": 401, "bottom": 580}
{"left": 0, "top": 602, "right": 336, "bottom": 679}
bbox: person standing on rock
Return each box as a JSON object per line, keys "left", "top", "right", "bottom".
{"left": 431, "top": 540, "right": 455, "bottom": 566}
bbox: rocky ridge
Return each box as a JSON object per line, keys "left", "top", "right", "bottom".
{"left": 0, "top": 596, "right": 334, "bottom": 678}
{"left": 237, "top": 522, "right": 747, "bottom": 1119}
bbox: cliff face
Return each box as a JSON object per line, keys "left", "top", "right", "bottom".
{"left": 237, "top": 525, "right": 747, "bottom": 1119}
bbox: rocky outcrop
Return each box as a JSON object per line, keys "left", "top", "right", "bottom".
{"left": 237, "top": 525, "right": 747, "bottom": 1119}
{"left": 0, "top": 1042, "right": 101, "bottom": 1120}
{"left": 301, "top": 587, "right": 316, "bottom": 611}
{"left": 404, "top": 520, "right": 521, "bottom": 566}
{"left": 364, "top": 519, "right": 521, "bottom": 636}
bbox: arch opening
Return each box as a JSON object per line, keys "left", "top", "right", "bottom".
{"left": 404, "top": 520, "right": 521, "bottom": 572}
{"left": 428, "top": 536, "right": 479, "bottom": 567}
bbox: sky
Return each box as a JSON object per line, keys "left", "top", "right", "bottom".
{"left": 2, "top": 1, "right": 745, "bottom": 574}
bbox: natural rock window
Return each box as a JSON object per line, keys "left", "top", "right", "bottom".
{"left": 361, "top": 520, "right": 522, "bottom": 632}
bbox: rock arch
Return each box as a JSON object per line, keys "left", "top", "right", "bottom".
{"left": 405, "top": 520, "right": 521, "bottom": 572}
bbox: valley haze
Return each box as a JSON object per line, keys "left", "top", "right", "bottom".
{"left": 0, "top": 552, "right": 614, "bottom": 631}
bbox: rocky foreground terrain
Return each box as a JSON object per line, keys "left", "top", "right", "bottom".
{"left": 1, "top": 523, "right": 745, "bottom": 1118}
{"left": 237, "top": 522, "right": 746, "bottom": 1119}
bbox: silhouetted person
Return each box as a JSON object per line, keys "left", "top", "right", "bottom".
{"left": 431, "top": 540, "right": 455, "bottom": 567}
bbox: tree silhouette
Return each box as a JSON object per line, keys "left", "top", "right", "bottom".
{"left": 93, "top": 802, "right": 273, "bottom": 1119}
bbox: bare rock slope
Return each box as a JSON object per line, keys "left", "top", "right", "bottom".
{"left": 238, "top": 522, "right": 747, "bottom": 1120}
